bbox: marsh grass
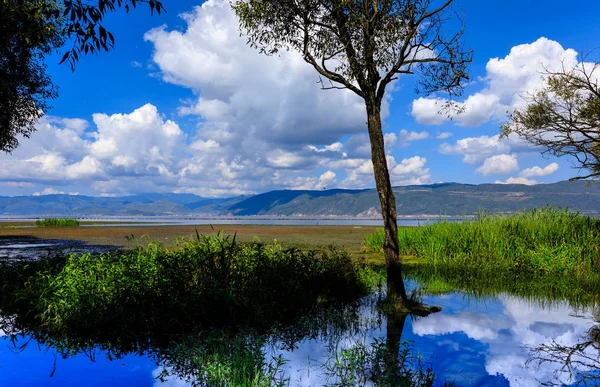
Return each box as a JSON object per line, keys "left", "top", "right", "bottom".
{"left": 1, "top": 232, "right": 380, "bottom": 338}
{"left": 35, "top": 218, "right": 80, "bottom": 227}
{"left": 365, "top": 208, "right": 600, "bottom": 281}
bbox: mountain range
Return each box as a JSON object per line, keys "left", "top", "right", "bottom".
{"left": 1, "top": 180, "right": 599, "bottom": 217}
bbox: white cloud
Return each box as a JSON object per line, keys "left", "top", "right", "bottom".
{"left": 476, "top": 154, "right": 519, "bottom": 176}
{"left": 399, "top": 129, "right": 430, "bottom": 146}
{"left": 33, "top": 187, "right": 65, "bottom": 196}
{"left": 144, "top": 0, "right": 366, "bottom": 149}
{"left": 411, "top": 37, "right": 580, "bottom": 127}
{"left": 440, "top": 135, "right": 510, "bottom": 164}
{"left": 391, "top": 156, "right": 428, "bottom": 175}
{"left": 90, "top": 104, "right": 184, "bottom": 175}
{"left": 411, "top": 98, "right": 447, "bottom": 125}
{"left": 436, "top": 132, "right": 453, "bottom": 139}
{"left": 496, "top": 177, "right": 537, "bottom": 185}
{"left": 519, "top": 163, "right": 559, "bottom": 178}
{"left": 137, "top": 0, "right": 390, "bottom": 195}
{"left": 339, "top": 155, "right": 431, "bottom": 188}
{"left": 384, "top": 133, "right": 397, "bottom": 148}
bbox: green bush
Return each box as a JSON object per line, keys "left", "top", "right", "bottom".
{"left": 35, "top": 218, "right": 80, "bottom": 227}
{"left": 8, "top": 232, "right": 379, "bottom": 337}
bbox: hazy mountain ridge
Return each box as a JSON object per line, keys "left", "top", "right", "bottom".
{"left": 1, "top": 181, "right": 599, "bottom": 217}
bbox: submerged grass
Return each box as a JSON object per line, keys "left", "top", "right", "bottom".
{"left": 1, "top": 232, "right": 381, "bottom": 338}
{"left": 35, "top": 218, "right": 80, "bottom": 227}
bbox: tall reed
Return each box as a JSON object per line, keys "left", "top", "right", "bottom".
{"left": 365, "top": 208, "right": 600, "bottom": 282}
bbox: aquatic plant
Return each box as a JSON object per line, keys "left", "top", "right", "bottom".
{"left": 365, "top": 208, "right": 600, "bottom": 280}
{"left": 35, "top": 218, "right": 80, "bottom": 227}
{"left": 2, "top": 232, "right": 380, "bottom": 337}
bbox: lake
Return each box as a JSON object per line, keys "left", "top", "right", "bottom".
{"left": 0, "top": 282, "right": 597, "bottom": 386}
{"left": 0, "top": 215, "right": 473, "bottom": 227}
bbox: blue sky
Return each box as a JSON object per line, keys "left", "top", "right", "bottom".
{"left": 1, "top": 0, "right": 600, "bottom": 197}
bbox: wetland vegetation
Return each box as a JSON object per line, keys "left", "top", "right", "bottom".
{"left": 0, "top": 232, "right": 380, "bottom": 337}
{"left": 3, "top": 210, "right": 600, "bottom": 385}
{"left": 365, "top": 207, "right": 600, "bottom": 304}
{"left": 35, "top": 218, "right": 80, "bottom": 227}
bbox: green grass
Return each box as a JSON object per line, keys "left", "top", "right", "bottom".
{"left": 35, "top": 218, "right": 80, "bottom": 227}
{"left": 364, "top": 208, "right": 600, "bottom": 303}
{"left": 1, "top": 232, "right": 381, "bottom": 338}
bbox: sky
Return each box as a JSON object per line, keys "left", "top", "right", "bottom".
{"left": 2, "top": 0, "right": 600, "bottom": 198}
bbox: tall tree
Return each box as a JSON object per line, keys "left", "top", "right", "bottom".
{"left": 233, "top": 0, "right": 472, "bottom": 303}
{"left": 0, "top": 0, "right": 164, "bottom": 152}
{"left": 502, "top": 60, "right": 600, "bottom": 181}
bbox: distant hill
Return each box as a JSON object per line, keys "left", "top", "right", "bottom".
{"left": 1, "top": 181, "right": 599, "bottom": 217}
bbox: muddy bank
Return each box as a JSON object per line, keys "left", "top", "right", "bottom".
{"left": 0, "top": 236, "right": 117, "bottom": 261}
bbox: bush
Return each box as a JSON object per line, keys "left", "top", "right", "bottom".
{"left": 9, "top": 232, "right": 379, "bottom": 337}
{"left": 35, "top": 218, "right": 80, "bottom": 227}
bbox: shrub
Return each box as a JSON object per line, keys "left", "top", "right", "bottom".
{"left": 9, "top": 232, "right": 379, "bottom": 337}
{"left": 35, "top": 218, "right": 80, "bottom": 227}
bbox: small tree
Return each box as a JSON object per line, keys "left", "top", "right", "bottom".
{"left": 0, "top": 0, "right": 164, "bottom": 152}
{"left": 233, "top": 0, "right": 472, "bottom": 303}
{"left": 502, "top": 60, "right": 600, "bottom": 181}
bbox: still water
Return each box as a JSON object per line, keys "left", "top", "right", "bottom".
{"left": 0, "top": 285, "right": 597, "bottom": 386}
{"left": 0, "top": 216, "right": 471, "bottom": 227}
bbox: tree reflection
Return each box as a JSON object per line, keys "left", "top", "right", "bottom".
{"left": 0, "top": 289, "right": 449, "bottom": 386}
{"left": 528, "top": 323, "right": 600, "bottom": 386}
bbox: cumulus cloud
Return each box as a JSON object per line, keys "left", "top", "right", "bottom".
{"left": 496, "top": 177, "right": 537, "bottom": 185}
{"left": 144, "top": 0, "right": 366, "bottom": 147}
{"left": 0, "top": 0, "right": 380, "bottom": 197}
{"left": 0, "top": 104, "right": 188, "bottom": 194}
{"left": 139, "top": 0, "right": 394, "bottom": 195}
{"left": 384, "top": 133, "right": 397, "bottom": 148}
{"left": 339, "top": 155, "right": 431, "bottom": 188}
{"left": 399, "top": 129, "right": 430, "bottom": 147}
{"left": 412, "top": 37, "right": 580, "bottom": 127}
{"left": 519, "top": 163, "right": 559, "bottom": 178}
{"left": 33, "top": 187, "right": 65, "bottom": 196}
{"left": 440, "top": 135, "right": 511, "bottom": 165}
{"left": 476, "top": 154, "right": 519, "bottom": 176}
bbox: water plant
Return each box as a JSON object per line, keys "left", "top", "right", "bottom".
{"left": 365, "top": 207, "right": 600, "bottom": 305}
{"left": 2, "top": 232, "right": 380, "bottom": 338}
{"left": 365, "top": 208, "right": 600, "bottom": 279}
{"left": 35, "top": 218, "right": 80, "bottom": 227}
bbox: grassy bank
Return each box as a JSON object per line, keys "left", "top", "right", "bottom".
{"left": 35, "top": 218, "right": 80, "bottom": 227}
{"left": 1, "top": 232, "right": 381, "bottom": 338}
{"left": 365, "top": 208, "right": 600, "bottom": 302}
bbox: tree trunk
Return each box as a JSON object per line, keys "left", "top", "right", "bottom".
{"left": 365, "top": 100, "right": 408, "bottom": 303}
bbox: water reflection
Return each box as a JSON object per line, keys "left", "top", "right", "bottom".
{"left": 0, "top": 289, "right": 599, "bottom": 386}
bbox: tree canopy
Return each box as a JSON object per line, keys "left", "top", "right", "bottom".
{"left": 234, "top": 0, "right": 471, "bottom": 104}
{"left": 0, "top": 0, "right": 164, "bottom": 152}
{"left": 502, "top": 60, "right": 600, "bottom": 181}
